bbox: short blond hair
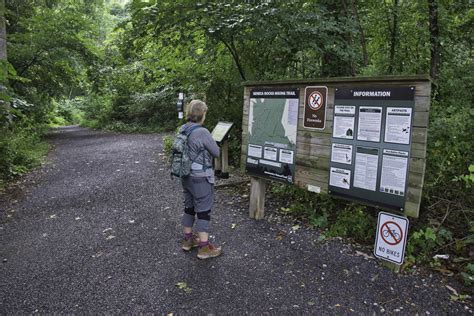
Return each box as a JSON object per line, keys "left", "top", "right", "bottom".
{"left": 186, "top": 99, "right": 208, "bottom": 122}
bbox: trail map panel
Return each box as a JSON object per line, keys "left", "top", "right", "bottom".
{"left": 246, "top": 88, "right": 299, "bottom": 184}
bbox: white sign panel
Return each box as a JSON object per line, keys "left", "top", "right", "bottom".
{"left": 357, "top": 106, "right": 382, "bottom": 142}
{"left": 279, "top": 149, "right": 294, "bottom": 164}
{"left": 374, "top": 212, "right": 409, "bottom": 265}
{"left": 329, "top": 167, "right": 351, "bottom": 189}
{"left": 331, "top": 143, "right": 353, "bottom": 165}
{"left": 335, "top": 105, "right": 356, "bottom": 115}
{"left": 263, "top": 146, "right": 278, "bottom": 161}
{"left": 333, "top": 116, "right": 355, "bottom": 139}
{"left": 380, "top": 150, "right": 409, "bottom": 196}
{"left": 248, "top": 144, "right": 262, "bottom": 158}
{"left": 384, "top": 107, "right": 412, "bottom": 144}
{"left": 354, "top": 147, "right": 379, "bottom": 191}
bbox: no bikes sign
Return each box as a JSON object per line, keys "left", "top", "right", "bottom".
{"left": 374, "top": 212, "right": 409, "bottom": 265}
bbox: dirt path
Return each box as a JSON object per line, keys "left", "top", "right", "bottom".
{"left": 0, "top": 126, "right": 471, "bottom": 313}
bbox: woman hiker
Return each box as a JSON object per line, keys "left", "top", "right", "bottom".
{"left": 179, "top": 99, "right": 222, "bottom": 259}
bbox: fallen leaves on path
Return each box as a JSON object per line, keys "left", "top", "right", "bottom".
{"left": 176, "top": 282, "right": 192, "bottom": 293}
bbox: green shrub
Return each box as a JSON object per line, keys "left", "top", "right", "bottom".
{"left": 49, "top": 99, "right": 84, "bottom": 126}
{"left": 80, "top": 119, "right": 101, "bottom": 129}
{"left": 162, "top": 135, "right": 173, "bottom": 157}
{"left": 405, "top": 226, "right": 454, "bottom": 265}
{"left": 461, "top": 263, "right": 474, "bottom": 286}
{"left": 0, "top": 126, "right": 49, "bottom": 184}
{"left": 326, "top": 205, "right": 376, "bottom": 243}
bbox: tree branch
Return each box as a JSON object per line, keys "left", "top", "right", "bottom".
{"left": 221, "top": 38, "right": 247, "bottom": 81}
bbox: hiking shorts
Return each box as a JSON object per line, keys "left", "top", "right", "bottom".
{"left": 181, "top": 176, "right": 214, "bottom": 212}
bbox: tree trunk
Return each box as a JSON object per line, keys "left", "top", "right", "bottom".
{"left": 0, "top": 0, "right": 10, "bottom": 124}
{"left": 0, "top": 0, "right": 7, "bottom": 63}
{"left": 350, "top": 0, "right": 368, "bottom": 67}
{"left": 388, "top": 0, "right": 399, "bottom": 74}
{"left": 428, "top": 0, "right": 441, "bottom": 97}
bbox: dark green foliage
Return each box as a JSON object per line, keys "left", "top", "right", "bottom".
{"left": 271, "top": 183, "right": 376, "bottom": 242}
{"left": 325, "top": 205, "right": 376, "bottom": 243}
{"left": 0, "top": 124, "right": 49, "bottom": 187}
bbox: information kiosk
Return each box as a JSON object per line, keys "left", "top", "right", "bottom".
{"left": 241, "top": 76, "right": 431, "bottom": 220}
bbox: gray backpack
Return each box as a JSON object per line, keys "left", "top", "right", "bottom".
{"left": 170, "top": 125, "right": 202, "bottom": 178}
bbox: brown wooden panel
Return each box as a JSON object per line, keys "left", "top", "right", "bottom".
{"left": 409, "top": 157, "right": 426, "bottom": 174}
{"left": 294, "top": 177, "right": 329, "bottom": 194}
{"left": 295, "top": 155, "right": 330, "bottom": 171}
{"left": 414, "top": 95, "right": 430, "bottom": 112}
{"left": 410, "top": 142, "right": 427, "bottom": 159}
{"left": 241, "top": 144, "right": 248, "bottom": 155}
{"left": 240, "top": 154, "right": 246, "bottom": 172}
{"left": 242, "top": 115, "right": 249, "bottom": 126}
{"left": 413, "top": 82, "right": 431, "bottom": 97}
{"left": 296, "top": 133, "right": 332, "bottom": 146}
{"left": 241, "top": 133, "right": 248, "bottom": 146}
{"left": 406, "top": 186, "right": 423, "bottom": 203}
{"left": 404, "top": 201, "right": 421, "bottom": 217}
{"left": 296, "top": 143, "right": 331, "bottom": 158}
{"left": 413, "top": 111, "right": 430, "bottom": 127}
{"left": 407, "top": 171, "right": 424, "bottom": 189}
{"left": 411, "top": 127, "right": 427, "bottom": 144}
{"left": 296, "top": 164, "right": 328, "bottom": 179}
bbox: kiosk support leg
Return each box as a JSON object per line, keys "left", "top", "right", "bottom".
{"left": 221, "top": 140, "right": 229, "bottom": 179}
{"left": 249, "top": 177, "right": 266, "bottom": 220}
{"left": 214, "top": 156, "right": 222, "bottom": 176}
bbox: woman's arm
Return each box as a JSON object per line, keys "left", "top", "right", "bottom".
{"left": 202, "top": 129, "right": 220, "bottom": 158}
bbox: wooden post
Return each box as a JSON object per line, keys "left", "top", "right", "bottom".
{"left": 221, "top": 140, "right": 229, "bottom": 178}
{"left": 214, "top": 156, "right": 221, "bottom": 175}
{"left": 249, "top": 177, "right": 266, "bottom": 220}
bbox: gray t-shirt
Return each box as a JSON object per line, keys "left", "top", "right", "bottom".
{"left": 180, "top": 122, "right": 220, "bottom": 183}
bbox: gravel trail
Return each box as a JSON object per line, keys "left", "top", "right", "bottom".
{"left": 0, "top": 126, "right": 471, "bottom": 314}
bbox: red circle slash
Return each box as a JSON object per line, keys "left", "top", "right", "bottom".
{"left": 380, "top": 221, "right": 403, "bottom": 245}
{"left": 308, "top": 91, "right": 323, "bottom": 110}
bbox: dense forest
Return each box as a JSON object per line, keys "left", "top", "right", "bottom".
{"left": 0, "top": 1, "right": 472, "bottom": 283}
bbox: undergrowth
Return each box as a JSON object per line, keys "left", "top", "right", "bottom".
{"left": 269, "top": 182, "right": 473, "bottom": 289}
{"left": 0, "top": 125, "right": 49, "bottom": 189}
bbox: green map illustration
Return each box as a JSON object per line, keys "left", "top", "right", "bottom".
{"left": 246, "top": 91, "right": 299, "bottom": 184}
{"left": 248, "top": 98, "right": 297, "bottom": 148}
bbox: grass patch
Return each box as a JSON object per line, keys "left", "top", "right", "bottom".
{"left": 0, "top": 126, "right": 49, "bottom": 188}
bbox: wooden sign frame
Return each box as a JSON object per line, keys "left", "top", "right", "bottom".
{"left": 241, "top": 75, "right": 431, "bottom": 219}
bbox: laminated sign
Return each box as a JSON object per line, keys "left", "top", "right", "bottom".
{"left": 304, "top": 86, "right": 327, "bottom": 130}
{"left": 246, "top": 88, "right": 299, "bottom": 184}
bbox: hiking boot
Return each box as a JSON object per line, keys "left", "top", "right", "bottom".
{"left": 181, "top": 235, "right": 200, "bottom": 251}
{"left": 197, "top": 243, "right": 222, "bottom": 259}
